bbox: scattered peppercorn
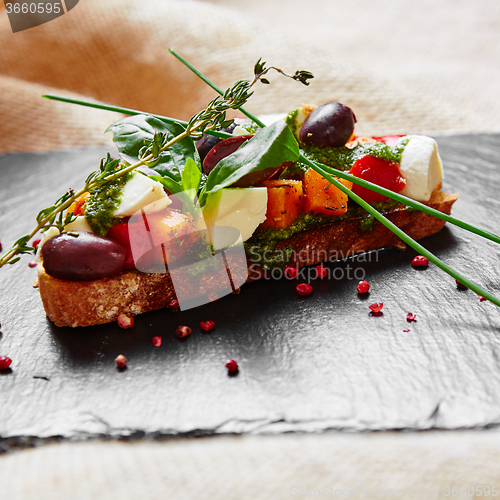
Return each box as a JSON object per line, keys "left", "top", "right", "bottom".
{"left": 176, "top": 325, "right": 192, "bottom": 338}
{"left": 284, "top": 266, "right": 298, "bottom": 279}
{"left": 369, "top": 302, "right": 383, "bottom": 314}
{"left": 316, "top": 265, "right": 328, "bottom": 279}
{"left": 407, "top": 313, "right": 417, "bottom": 323}
{"left": 152, "top": 336, "right": 162, "bottom": 347}
{"left": 200, "top": 320, "right": 215, "bottom": 332}
{"left": 479, "top": 295, "right": 487, "bottom": 302}
{"left": 296, "top": 283, "right": 313, "bottom": 296}
{"left": 357, "top": 280, "right": 370, "bottom": 294}
{"left": 167, "top": 299, "right": 180, "bottom": 310}
{"left": 456, "top": 280, "right": 467, "bottom": 290}
{"left": 117, "top": 314, "right": 134, "bottom": 329}
{"left": 411, "top": 255, "right": 429, "bottom": 268}
{"left": 28, "top": 261, "right": 38, "bottom": 268}
{"left": 225, "top": 359, "right": 238, "bottom": 373}
{"left": 403, "top": 328, "right": 410, "bottom": 333}
{"left": 115, "top": 355, "right": 127, "bottom": 369}
{"left": 0, "top": 356, "right": 12, "bottom": 370}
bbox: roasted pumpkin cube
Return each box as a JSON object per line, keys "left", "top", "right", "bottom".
{"left": 261, "top": 180, "right": 304, "bottom": 229}
{"left": 303, "top": 168, "right": 353, "bottom": 216}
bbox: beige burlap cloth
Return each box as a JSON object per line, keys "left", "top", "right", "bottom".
{"left": 1, "top": 0, "right": 500, "bottom": 497}
{"left": 1, "top": 0, "right": 499, "bottom": 155}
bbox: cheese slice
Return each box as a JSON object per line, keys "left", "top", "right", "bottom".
{"left": 63, "top": 216, "right": 93, "bottom": 233}
{"left": 203, "top": 188, "right": 268, "bottom": 251}
{"left": 113, "top": 172, "right": 171, "bottom": 217}
{"left": 399, "top": 135, "right": 444, "bottom": 202}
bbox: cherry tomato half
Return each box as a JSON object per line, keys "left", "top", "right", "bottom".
{"left": 349, "top": 155, "right": 406, "bottom": 203}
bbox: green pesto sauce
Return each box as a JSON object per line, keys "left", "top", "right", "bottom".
{"left": 279, "top": 161, "right": 308, "bottom": 180}
{"left": 182, "top": 238, "right": 220, "bottom": 279}
{"left": 85, "top": 172, "right": 132, "bottom": 236}
{"left": 301, "top": 139, "right": 409, "bottom": 171}
{"left": 245, "top": 198, "right": 407, "bottom": 269}
{"left": 285, "top": 108, "right": 299, "bottom": 137}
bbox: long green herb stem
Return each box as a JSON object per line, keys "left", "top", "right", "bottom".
{"left": 42, "top": 94, "right": 229, "bottom": 139}
{"left": 169, "top": 49, "right": 267, "bottom": 129}
{"left": 2, "top": 63, "right": 285, "bottom": 268}
{"left": 306, "top": 159, "right": 500, "bottom": 306}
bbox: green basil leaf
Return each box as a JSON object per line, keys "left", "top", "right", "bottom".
{"left": 200, "top": 120, "right": 299, "bottom": 204}
{"left": 148, "top": 175, "right": 183, "bottom": 195}
{"left": 181, "top": 158, "right": 202, "bottom": 194}
{"left": 106, "top": 114, "right": 201, "bottom": 181}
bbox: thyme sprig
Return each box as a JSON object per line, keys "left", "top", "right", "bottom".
{"left": 0, "top": 55, "right": 313, "bottom": 268}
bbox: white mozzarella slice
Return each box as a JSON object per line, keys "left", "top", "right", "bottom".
{"left": 113, "top": 172, "right": 171, "bottom": 217}
{"left": 399, "top": 135, "right": 444, "bottom": 202}
{"left": 203, "top": 188, "right": 268, "bottom": 250}
{"left": 232, "top": 125, "right": 250, "bottom": 136}
{"left": 63, "top": 216, "right": 93, "bottom": 233}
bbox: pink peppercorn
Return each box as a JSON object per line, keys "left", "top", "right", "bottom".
{"left": 284, "top": 266, "right": 298, "bottom": 279}
{"left": 411, "top": 255, "right": 429, "bottom": 268}
{"left": 176, "top": 326, "right": 192, "bottom": 338}
{"left": 296, "top": 283, "right": 313, "bottom": 296}
{"left": 456, "top": 280, "right": 467, "bottom": 290}
{"left": 479, "top": 296, "right": 487, "bottom": 302}
{"left": 357, "top": 280, "right": 370, "bottom": 294}
{"left": 167, "top": 299, "right": 180, "bottom": 310}
{"left": 115, "top": 355, "right": 127, "bottom": 369}
{"left": 117, "top": 314, "right": 134, "bottom": 329}
{"left": 407, "top": 313, "right": 417, "bottom": 323}
{"left": 200, "top": 320, "right": 215, "bottom": 332}
{"left": 0, "top": 356, "right": 12, "bottom": 370}
{"left": 152, "top": 336, "right": 162, "bottom": 347}
{"left": 225, "top": 359, "right": 238, "bottom": 373}
{"left": 316, "top": 265, "right": 328, "bottom": 279}
{"left": 369, "top": 302, "right": 383, "bottom": 314}
{"left": 28, "top": 261, "right": 38, "bottom": 268}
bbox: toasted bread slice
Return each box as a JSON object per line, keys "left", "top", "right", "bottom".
{"left": 37, "top": 190, "right": 458, "bottom": 327}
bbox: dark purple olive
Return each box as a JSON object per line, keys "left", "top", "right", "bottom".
{"left": 203, "top": 135, "right": 253, "bottom": 175}
{"left": 196, "top": 122, "right": 238, "bottom": 162}
{"left": 203, "top": 135, "right": 284, "bottom": 187}
{"left": 41, "top": 232, "right": 127, "bottom": 281}
{"left": 231, "top": 165, "right": 286, "bottom": 188}
{"left": 299, "top": 102, "right": 357, "bottom": 148}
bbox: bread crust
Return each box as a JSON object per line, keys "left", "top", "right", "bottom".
{"left": 37, "top": 190, "right": 458, "bottom": 327}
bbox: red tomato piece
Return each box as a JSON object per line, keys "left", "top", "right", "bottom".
{"left": 349, "top": 155, "right": 406, "bottom": 203}
{"left": 371, "top": 135, "right": 406, "bottom": 147}
{"left": 106, "top": 221, "right": 137, "bottom": 270}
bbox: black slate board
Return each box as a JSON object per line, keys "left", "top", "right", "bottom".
{"left": 1, "top": 134, "right": 500, "bottom": 446}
